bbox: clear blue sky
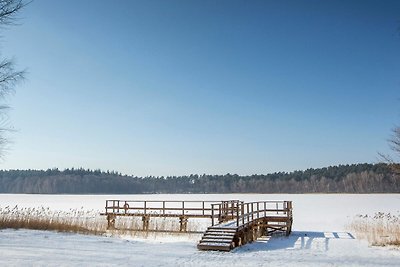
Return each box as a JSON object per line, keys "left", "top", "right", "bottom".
{"left": 1, "top": 0, "right": 399, "bottom": 176}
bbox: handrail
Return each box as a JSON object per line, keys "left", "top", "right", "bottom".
{"left": 104, "top": 200, "right": 230, "bottom": 219}
{"left": 234, "top": 200, "right": 292, "bottom": 228}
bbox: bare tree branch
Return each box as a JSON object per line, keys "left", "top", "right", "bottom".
{"left": 381, "top": 126, "right": 400, "bottom": 174}
{"left": 0, "top": 0, "right": 28, "bottom": 158}
{"left": 0, "top": 58, "right": 25, "bottom": 97}
{"left": 0, "top": 0, "right": 27, "bottom": 26}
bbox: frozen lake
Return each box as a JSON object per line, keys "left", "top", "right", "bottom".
{"left": 1, "top": 193, "right": 399, "bottom": 231}
{"left": 1, "top": 194, "right": 400, "bottom": 266}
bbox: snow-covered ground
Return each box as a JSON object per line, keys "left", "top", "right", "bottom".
{"left": 1, "top": 194, "right": 400, "bottom": 266}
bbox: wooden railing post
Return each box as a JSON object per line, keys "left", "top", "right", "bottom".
{"left": 264, "top": 202, "right": 266, "bottom": 218}
{"left": 242, "top": 202, "right": 245, "bottom": 225}
{"left": 163, "top": 201, "right": 165, "bottom": 216}
{"left": 236, "top": 202, "right": 240, "bottom": 226}
{"left": 246, "top": 203, "right": 249, "bottom": 224}
{"left": 234, "top": 201, "right": 237, "bottom": 218}
{"left": 251, "top": 203, "right": 254, "bottom": 222}
{"left": 211, "top": 204, "right": 214, "bottom": 226}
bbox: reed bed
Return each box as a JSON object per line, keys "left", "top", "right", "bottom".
{"left": 0, "top": 205, "right": 204, "bottom": 238}
{"left": 350, "top": 212, "right": 400, "bottom": 247}
{"left": 0, "top": 205, "right": 106, "bottom": 235}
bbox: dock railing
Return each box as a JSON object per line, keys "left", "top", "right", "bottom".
{"left": 102, "top": 199, "right": 292, "bottom": 231}
{"left": 104, "top": 200, "right": 230, "bottom": 218}
{"left": 233, "top": 200, "right": 292, "bottom": 228}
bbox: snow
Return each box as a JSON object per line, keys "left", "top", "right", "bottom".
{"left": 1, "top": 194, "right": 400, "bottom": 266}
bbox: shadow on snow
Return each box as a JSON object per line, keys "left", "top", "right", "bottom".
{"left": 233, "top": 231, "right": 355, "bottom": 253}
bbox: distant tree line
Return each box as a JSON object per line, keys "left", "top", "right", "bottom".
{"left": 0, "top": 163, "right": 398, "bottom": 194}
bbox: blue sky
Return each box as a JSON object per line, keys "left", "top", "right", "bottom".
{"left": 0, "top": 0, "right": 399, "bottom": 176}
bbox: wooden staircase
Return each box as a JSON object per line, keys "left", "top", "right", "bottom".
{"left": 197, "top": 226, "right": 237, "bottom": 251}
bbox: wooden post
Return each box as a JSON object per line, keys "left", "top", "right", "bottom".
{"left": 142, "top": 215, "right": 150, "bottom": 231}
{"left": 163, "top": 201, "right": 165, "bottom": 216}
{"left": 211, "top": 204, "right": 215, "bottom": 226}
{"left": 287, "top": 201, "right": 292, "bottom": 217}
{"left": 248, "top": 228, "right": 253, "bottom": 243}
{"left": 234, "top": 201, "right": 236, "bottom": 219}
{"left": 264, "top": 202, "right": 266, "bottom": 218}
{"left": 179, "top": 216, "right": 188, "bottom": 232}
{"left": 123, "top": 201, "right": 128, "bottom": 214}
{"left": 251, "top": 203, "right": 254, "bottom": 222}
{"left": 263, "top": 220, "right": 268, "bottom": 236}
{"left": 236, "top": 202, "right": 240, "bottom": 226}
{"left": 107, "top": 214, "right": 116, "bottom": 230}
{"left": 218, "top": 203, "right": 223, "bottom": 223}
{"left": 242, "top": 202, "right": 245, "bottom": 225}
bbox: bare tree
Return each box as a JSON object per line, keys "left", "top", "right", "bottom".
{"left": 388, "top": 126, "right": 400, "bottom": 173}
{"left": 380, "top": 126, "right": 400, "bottom": 174}
{"left": 389, "top": 127, "right": 400, "bottom": 154}
{"left": 0, "top": 0, "right": 27, "bottom": 156}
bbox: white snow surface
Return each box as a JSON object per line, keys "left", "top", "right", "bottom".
{"left": 1, "top": 194, "right": 400, "bottom": 266}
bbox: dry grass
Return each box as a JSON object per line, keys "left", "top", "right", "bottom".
{"left": 0, "top": 205, "right": 204, "bottom": 239}
{"left": 350, "top": 212, "right": 400, "bottom": 247}
{"left": 107, "top": 215, "right": 205, "bottom": 239}
{"left": 0, "top": 205, "right": 106, "bottom": 235}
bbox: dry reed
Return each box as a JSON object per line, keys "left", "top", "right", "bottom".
{"left": 350, "top": 212, "right": 400, "bottom": 247}
{"left": 0, "top": 205, "right": 204, "bottom": 239}
{"left": 0, "top": 205, "right": 106, "bottom": 235}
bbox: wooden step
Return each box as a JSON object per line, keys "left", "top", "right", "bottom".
{"left": 202, "top": 235, "right": 233, "bottom": 240}
{"left": 197, "top": 242, "right": 232, "bottom": 251}
{"left": 208, "top": 227, "right": 236, "bottom": 231}
{"left": 207, "top": 228, "right": 236, "bottom": 233}
{"left": 206, "top": 231, "right": 236, "bottom": 236}
{"left": 204, "top": 232, "right": 236, "bottom": 237}
{"left": 200, "top": 239, "right": 232, "bottom": 244}
{"left": 201, "top": 232, "right": 235, "bottom": 238}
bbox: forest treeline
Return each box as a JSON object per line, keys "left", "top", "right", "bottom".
{"left": 0, "top": 163, "right": 398, "bottom": 194}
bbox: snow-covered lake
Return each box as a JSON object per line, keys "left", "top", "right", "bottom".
{"left": 1, "top": 194, "right": 399, "bottom": 266}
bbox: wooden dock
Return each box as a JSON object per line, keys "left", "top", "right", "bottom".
{"left": 101, "top": 199, "right": 293, "bottom": 251}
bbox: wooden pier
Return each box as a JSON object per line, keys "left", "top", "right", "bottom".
{"left": 101, "top": 199, "right": 293, "bottom": 251}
